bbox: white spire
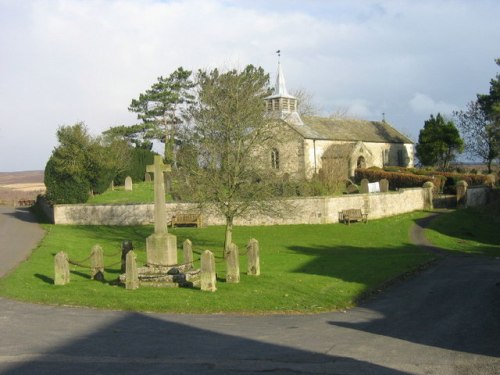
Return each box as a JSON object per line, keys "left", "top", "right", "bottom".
{"left": 274, "top": 62, "right": 292, "bottom": 97}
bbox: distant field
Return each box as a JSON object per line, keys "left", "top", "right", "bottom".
{"left": 0, "top": 171, "right": 45, "bottom": 203}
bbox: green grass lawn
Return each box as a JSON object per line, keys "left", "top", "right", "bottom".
{"left": 87, "top": 182, "right": 162, "bottom": 204}
{"left": 425, "top": 205, "right": 500, "bottom": 256}
{"left": 0, "top": 211, "right": 436, "bottom": 314}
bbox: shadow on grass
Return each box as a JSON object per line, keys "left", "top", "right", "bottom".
{"left": 423, "top": 205, "right": 500, "bottom": 254}
{"left": 34, "top": 273, "right": 53, "bottom": 285}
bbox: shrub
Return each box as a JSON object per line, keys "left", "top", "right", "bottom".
{"left": 44, "top": 157, "right": 90, "bottom": 204}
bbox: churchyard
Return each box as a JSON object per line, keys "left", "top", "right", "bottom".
{"left": 0, "top": 210, "right": 438, "bottom": 313}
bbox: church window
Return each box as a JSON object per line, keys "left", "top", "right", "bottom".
{"left": 271, "top": 148, "right": 280, "bottom": 169}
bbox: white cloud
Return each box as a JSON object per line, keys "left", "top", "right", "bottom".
{"left": 0, "top": 0, "right": 499, "bottom": 171}
{"left": 409, "top": 93, "right": 458, "bottom": 116}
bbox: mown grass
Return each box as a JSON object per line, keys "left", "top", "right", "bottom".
{"left": 425, "top": 205, "right": 500, "bottom": 256}
{"left": 0, "top": 211, "right": 436, "bottom": 314}
{"left": 87, "top": 182, "right": 162, "bottom": 204}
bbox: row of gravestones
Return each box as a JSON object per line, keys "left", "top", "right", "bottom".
{"left": 54, "top": 238, "right": 260, "bottom": 293}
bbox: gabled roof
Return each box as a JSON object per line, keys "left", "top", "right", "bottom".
{"left": 287, "top": 116, "right": 414, "bottom": 144}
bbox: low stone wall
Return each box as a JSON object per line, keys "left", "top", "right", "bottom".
{"left": 49, "top": 187, "right": 428, "bottom": 226}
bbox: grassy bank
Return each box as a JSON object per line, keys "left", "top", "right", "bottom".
{"left": 0, "top": 211, "right": 435, "bottom": 314}
{"left": 425, "top": 205, "right": 500, "bottom": 256}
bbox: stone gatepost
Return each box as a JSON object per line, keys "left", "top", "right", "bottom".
{"left": 54, "top": 251, "right": 70, "bottom": 285}
{"left": 246, "top": 239, "right": 260, "bottom": 276}
{"left": 145, "top": 155, "right": 177, "bottom": 267}
{"left": 226, "top": 243, "right": 240, "bottom": 283}
{"left": 360, "top": 179, "right": 369, "bottom": 194}
{"left": 125, "top": 251, "right": 139, "bottom": 290}
{"left": 380, "top": 179, "right": 389, "bottom": 193}
{"left": 121, "top": 241, "right": 134, "bottom": 273}
{"left": 456, "top": 180, "right": 468, "bottom": 208}
{"left": 183, "top": 239, "right": 193, "bottom": 270}
{"left": 200, "top": 250, "right": 217, "bottom": 292}
{"left": 90, "top": 244, "right": 104, "bottom": 281}
{"left": 124, "top": 176, "right": 133, "bottom": 191}
{"left": 423, "top": 181, "right": 434, "bottom": 210}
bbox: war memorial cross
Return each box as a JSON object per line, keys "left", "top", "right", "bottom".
{"left": 146, "top": 155, "right": 171, "bottom": 234}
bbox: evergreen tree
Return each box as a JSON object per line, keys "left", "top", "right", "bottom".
{"left": 416, "top": 113, "right": 463, "bottom": 169}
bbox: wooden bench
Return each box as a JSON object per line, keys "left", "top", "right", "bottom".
{"left": 339, "top": 209, "right": 368, "bottom": 225}
{"left": 169, "top": 213, "right": 203, "bottom": 228}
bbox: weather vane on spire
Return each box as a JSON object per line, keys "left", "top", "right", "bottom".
{"left": 276, "top": 49, "right": 281, "bottom": 63}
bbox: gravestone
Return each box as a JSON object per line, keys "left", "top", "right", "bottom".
{"left": 380, "top": 179, "right": 389, "bottom": 193}
{"left": 145, "top": 155, "right": 177, "bottom": 266}
{"left": 124, "top": 176, "right": 133, "bottom": 191}
{"left": 144, "top": 172, "right": 151, "bottom": 182}
{"left": 183, "top": 239, "right": 193, "bottom": 270}
{"left": 109, "top": 180, "right": 114, "bottom": 191}
{"left": 121, "top": 241, "right": 134, "bottom": 273}
{"left": 90, "top": 244, "right": 104, "bottom": 281}
{"left": 423, "top": 181, "right": 434, "bottom": 210}
{"left": 456, "top": 180, "right": 468, "bottom": 207}
{"left": 486, "top": 174, "right": 496, "bottom": 188}
{"left": 200, "top": 250, "right": 216, "bottom": 292}
{"left": 125, "top": 250, "right": 139, "bottom": 290}
{"left": 226, "top": 243, "right": 240, "bottom": 283}
{"left": 346, "top": 184, "right": 359, "bottom": 194}
{"left": 246, "top": 238, "right": 260, "bottom": 276}
{"left": 360, "top": 179, "right": 369, "bottom": 194}
{"left": 54, "top": 251, "right": 70, "bottom": 285}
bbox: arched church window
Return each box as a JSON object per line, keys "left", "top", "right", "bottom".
{"left": 271, "top": 148, "right": 280, "bottom": 170}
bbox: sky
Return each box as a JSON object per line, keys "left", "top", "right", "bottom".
{"left": 1, "top": 0, "right": 499, "bottom": 172}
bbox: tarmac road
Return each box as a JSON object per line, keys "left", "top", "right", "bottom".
{"left": 0, "top": 206, "right": 499, "bottom": 375}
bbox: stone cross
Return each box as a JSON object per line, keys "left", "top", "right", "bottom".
{"left": 146, "top": 155, "right": 172, "bottom": 235}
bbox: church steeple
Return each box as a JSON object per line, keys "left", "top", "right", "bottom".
{"left": 265, "top": 57, "right": 303, "bottom": 125}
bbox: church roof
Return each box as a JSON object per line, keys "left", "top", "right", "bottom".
{"left": 288, "top": 116, "right": 414, "bottom": 144}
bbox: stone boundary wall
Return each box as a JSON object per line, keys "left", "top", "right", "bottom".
{"left": 49, "top": 187, "right": 430, "bottom": 226}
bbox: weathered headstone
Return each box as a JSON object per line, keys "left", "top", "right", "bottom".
{"left": 145, "top": 155, "right": 177, "bottom": 266}
{"left": 144, "top": 172, "right": 151, "bottom": 182}
{"left": 183, "top": 239, "right": 193, "bottom": 270}
{"left": 226, "top": 243, "right": 240, "bottom": 283}
{"left": 124, "top": 176, "right": 133, "bottom": 191}
{"left": 54, "top": 251, "right": 70, "bottom": 285}
{"left": 346, "top": 184, "right": 359, "bottom": 194}
{"left": 200, "top": 250, "right": 216, "bottom": 292}
{"left": 90, "top": 244, "right": 104, "bottom": 281}
{"left": 360, "top": 179, "right": 369, "bottom": 194}
{"left": 109, "top": 180, "right": 114, "bottom": 191}
{"left": 380, "top": 179, "right": 389, "bottom": 193}
{"left": 125, "top": 250, "right": 139, "bottom": 290}
{"left": 246, "top": 238, "right": 260, "bottom": 276}
{"left": 121, "top": 241, "right": 134, "bottom": 273}
{"left": 456, "top": 180, "right": 468, "bottom": 207}
{"left": 423, "top": 181, "right": 434, "bottom": 210}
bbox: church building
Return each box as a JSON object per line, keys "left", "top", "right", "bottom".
{"left": 265, "top": 63, "right": 414, "bottom": 180}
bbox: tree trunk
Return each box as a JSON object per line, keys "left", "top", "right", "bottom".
{"left": 224, "top": 216, "right": 234, "bottom": 259}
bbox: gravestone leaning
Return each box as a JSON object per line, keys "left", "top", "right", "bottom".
{"left": 124, "top": 176, "right": 133, "bottom": 191}
{"left": 145, "top": 155, "right": 177, "bottom": 267}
